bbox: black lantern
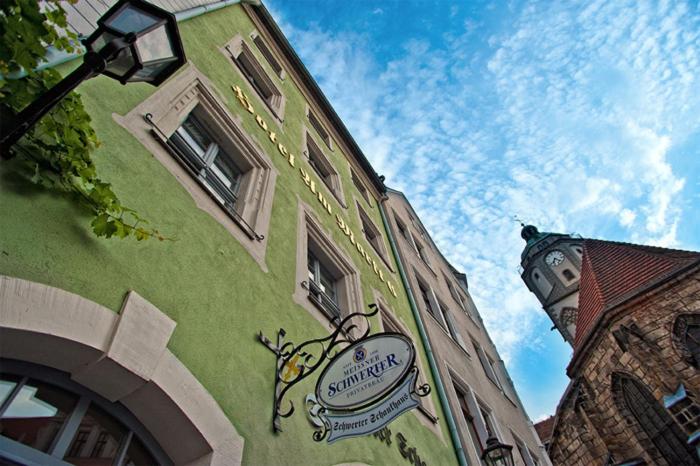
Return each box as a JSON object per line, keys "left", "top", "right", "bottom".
{"left": 1, "top": 0, "right": 186, "bottom": 156}
{"left": 481, "top": 437, "right": 515, "bottom": 466}
{"left": 83, "top": 0, "right": 185, "bottom": 86}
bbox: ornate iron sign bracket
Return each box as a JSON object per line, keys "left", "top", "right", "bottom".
{"left": 258, "top": 304, "right": 379, "bottom": 432}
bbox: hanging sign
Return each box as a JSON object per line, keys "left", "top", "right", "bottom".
{"left": 315, "top": 333, "right": 415, "bottom": 411}
{"left": 258, "top": 304, "right": 430, "bottom": 438}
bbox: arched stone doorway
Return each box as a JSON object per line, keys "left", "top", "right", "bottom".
{"left": 0, "top": 275, "right": 244, "bottom": 466}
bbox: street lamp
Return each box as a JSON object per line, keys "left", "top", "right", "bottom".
{"left": 481, "top": 437, "right": 515, "bottom": 466}
{"left": 1, "top": 0, "right": 186, "bottom": 156}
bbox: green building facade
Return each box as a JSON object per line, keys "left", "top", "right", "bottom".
{"left": 0, "top": 2, "right": 461, "bottom": 465}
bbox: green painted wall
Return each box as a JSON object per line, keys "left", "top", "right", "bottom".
{"left": 0, "top": 5, "right": 458, "bottom": 466}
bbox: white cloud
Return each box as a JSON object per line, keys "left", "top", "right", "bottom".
{"left": 269, "top": 0, "right": 698, "bottom": 409}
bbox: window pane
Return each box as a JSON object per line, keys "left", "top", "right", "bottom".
{"left": 123, "top": 434, "right": 158, "bottom": 466}
{"left": 0, "top": 374, "right": 21, "bottom": 407}
{"left": 0, "top": 379, "right": 79, "bottom": 453}
{"left": 210, "top": 152, "right": 242, "bottom": 193}
{"left": 177, "top": 115, "right": 212, "bottom": 158}
{"left": 64, "top": 403, "right": 128, "bottom": 465}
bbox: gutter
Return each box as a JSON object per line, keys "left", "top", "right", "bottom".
{"left": 378, "top": 199, "right": 469, "bottom": 466}
{"left": 2, "top": 0, "right": 258, "bottom": 80}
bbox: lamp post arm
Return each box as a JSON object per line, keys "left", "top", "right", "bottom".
{"left": 0, "top": 34, "right": 135, "bottom": 159}
{"left": 0, "top": 57, "right": 98, "bottom": 158}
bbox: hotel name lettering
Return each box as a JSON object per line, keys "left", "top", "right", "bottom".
{"left": 233, "top": 85, "right": 398, "bottom": 298}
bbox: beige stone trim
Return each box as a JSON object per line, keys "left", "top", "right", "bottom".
{"left": 0, "top": 275, "right": 244, "bottom": 466}
{"left": 301, "top": 126, "right": 347, "bottom": 208}
{"left": 292, "top": 199, "right": 364, "bottom": 334}
{"left": 115, "top": 64, "right": 277, "bottom": 272}
{"left": 222, "top": 34, "right": 285, "bottom": 124}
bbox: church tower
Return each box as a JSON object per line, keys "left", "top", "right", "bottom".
{"left": 519, "top": 225, "right": 583, "bottom": 346}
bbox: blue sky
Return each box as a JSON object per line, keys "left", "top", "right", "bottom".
{"left": 265, "top": 0, "right": 700, "bottom": 421}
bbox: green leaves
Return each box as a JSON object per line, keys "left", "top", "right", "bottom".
{"left": 1, "top": 0, "right": 165, "bottom": 241}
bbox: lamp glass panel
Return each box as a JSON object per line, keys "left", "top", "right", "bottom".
{"left": 135, "top": 24, "right": 174, "bottom": 63}
{"left": 106, "top": 5, "right": 160, "bottom": 34}
{"left": 88, "top": 30, "right": 118, "bottom": 53}
{"left": 105, "top": 46, "right": 136, "bottom": 78}
{"left": 131, "top": 60, "right": 174, "bottom": 81}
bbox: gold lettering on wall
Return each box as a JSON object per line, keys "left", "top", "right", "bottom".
{"left": 232, "top": 84, "right": 398, "bottom": 298}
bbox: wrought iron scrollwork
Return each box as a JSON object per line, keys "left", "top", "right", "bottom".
{"left": 409, "top": 366, "right": 431, "bottom": 398}
{"left": 259, "top": 304, "right": 379, "bottom": 432}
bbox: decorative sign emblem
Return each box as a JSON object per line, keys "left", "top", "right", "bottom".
{"left": 315, "top": 334, "right": 415, "bottom": 411}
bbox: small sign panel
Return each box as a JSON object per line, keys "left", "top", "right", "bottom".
{"left": 325, "top": 372, "right": 419, "bottom": 443}
{"left": 315, "top": 333, "right": 415, "bottom": 411}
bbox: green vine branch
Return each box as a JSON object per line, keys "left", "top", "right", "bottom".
{"left": 1, "top": 0, "right": 165, "bottom": 240}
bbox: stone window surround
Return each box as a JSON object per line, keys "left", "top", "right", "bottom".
{"left": 292, "top": 200, "right": 364, "bottom": 333}
{"left": 393, "top": 209, "right": 437, "bottom": 278}
{"left": 302, "top": 128, "right": 347, "bottom": 208}
{"left": 447, "top": 368, "right": 503, "bottom": 459}
{"left": 116, "top": 64, "right": 277, "bottom": 272}
{"left": 372, "top": 291, "right": 441, "bottom": 436}
{"left": 350, "top": 169, "right": 372, "bottom": 206}
{"left": 248, "top": 30, "right": 286, "bottom": 80}
{"left": 354, "top": 200, "right": 393, "bottom": 271}
{"left": 223, "top": 34, "right": 285, "bottom": 124}
{"left": 0, "top": 274, "right": 244, "bottom": 466}
{"left": 306, "top": 105, "right": 334, "bottom": 151}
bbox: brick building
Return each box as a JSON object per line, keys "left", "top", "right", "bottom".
{"left": 520, "top": 225, "right": 700, "bottom": 465}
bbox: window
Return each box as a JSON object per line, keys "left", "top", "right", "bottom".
{"left": 456, "top": 386, "right": 485, "bottom": 456}
{"left": 673, "top": 314, "right": 700, "bottom": 368}
{"left": 225, "top": 35, "right": 285, "bottom": 120}
{"left": 613, "top": 372, "right": 696, "bottom": 463}
{"left": 417, "top": 280, "right": 436, "bottom": 319}
{"left": 414, "top": 236, "right": 431, "bottom": 266}
{"left": 438, "top": 301, "right": 470, "bottom": 353}
{"left": 357, "top": 203, "right": 387, "bottom": 261}
{"left": 479, "top": 404, "right": 497, "bottom": 440}
{"left": 395, "top": 215, "right": 412, "bottom": 243}
{"left": 0, "top": 363, "right": 169, "bottom": 466}
{"left": 170, "top": 113, "right": 243, "bottom": 212}
{"left": 473, "top": 340, "right": 502, "bottom": 389}
{"left": 307, "top": 248, "right": 341, "bottom": 320}
{"left": 307, "top": 108, "right": 333, "bottom": 149}
{"left": 445, "top": 274, "right": 469, "bottom": 314}
{"left": 562, "top": 268, "right": 575, "bottom": 281}
{"left": 305, "top": 132, "right": 344, "bottom": 203}
{"left": 133, "top": 66, "right": 276, "bottom": 267}
{"left": 295, "top": 206, "right": 362, "bottom": 327}
{"left": 351, "top": 170, "right": 371, "bottom": 204}
{"left": 250, "top": 31, "right": 284, "bottom": 79}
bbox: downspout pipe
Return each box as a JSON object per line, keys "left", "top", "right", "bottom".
{"left": 2, "top": 0, "right": 259, "bottom": 80}
{"left": 378, "top": 199, "right": 470, "bottom": 466}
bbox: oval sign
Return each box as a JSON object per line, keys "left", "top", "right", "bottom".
{"left": 315, "top": 333, "right": 416, "bottom": 411}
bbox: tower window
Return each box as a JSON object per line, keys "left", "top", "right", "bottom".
{"left": 562, "top": 269, "right": 575, "bottom": 281}
{"left": 533, "top": 272, "right": 540, "bottom": 280}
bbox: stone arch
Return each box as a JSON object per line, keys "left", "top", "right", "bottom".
{"left": 672, "top": 313, "right": 700, "bottom": 369}
{"left": 0, "top": 275, "right": 244, "bottom": 466}
{"left": 530, "top": 267, "right": 553, "bottom": 299}
{"left": 610, "top": 371, "right": 695, "bottom": 465}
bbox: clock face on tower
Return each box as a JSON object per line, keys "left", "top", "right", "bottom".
{"left": 545, "top": 250, "right": 565, "bottom": 267}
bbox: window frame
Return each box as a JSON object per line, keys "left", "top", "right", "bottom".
{"left": 356, "top": 202, "right": 390, "bottom": 265}
{"left": 125, "top": 65, "right": 277, "bottom": 270}
{"left": 307, "top": 106, "right": 333, "bottom": 150}
{"left": 303, "top": 130, "right": 346, "bottom": 206}
{"left": 249, "top": 30, "right": 285, "bottom": 80}
{"left": 224, "top": 35, "right": 285, "bottom": 121}
{"left": 351, "top": 169, "right": 372, "bottom": 205}
{"left": 294, "top": 204, "right": 362, "bottom": 329}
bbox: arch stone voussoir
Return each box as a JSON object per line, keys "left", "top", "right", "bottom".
{"left": 0, "top": 275, "right": 244, "bottom": 466}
